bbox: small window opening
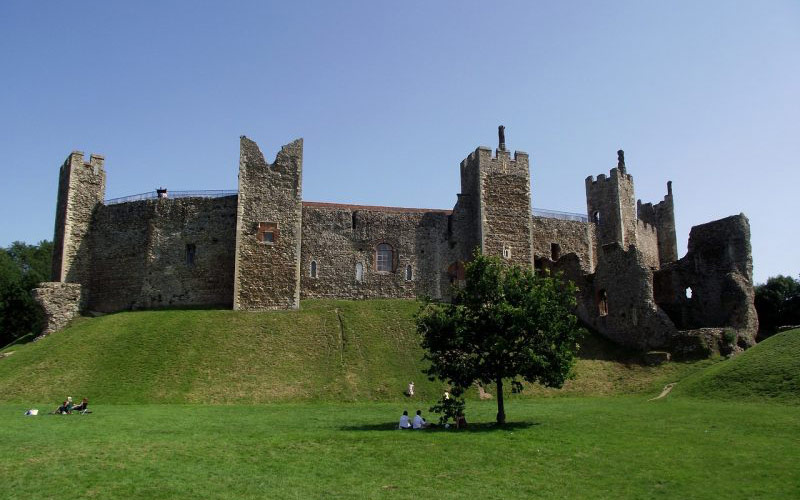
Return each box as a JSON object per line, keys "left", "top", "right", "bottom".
{"left": 257, "top": 222, "right": 278, "bottom": 244}
{"left": 593, "top": 211, "right": 601, "bottom": 226}
{"left": 551, "top": 243, "right": 561, "bottom": 261}
{"left": 598, "top": 289, "right": 608, "bottom": 317}
{"left": 685, "top": 287, "right": 693, "bottom": 299}
{"left": 310, "top": 260, "right": 318, "bottom": 278}
{"left": 376, "top": 243, "right": 393, "bottom": 272}
{"left": 405, "top": 265, "right": 413, "bottom": 281}
{"left": 355, "top": 262, "right": 364, "bottom": 282}
{"left": 352, "top": 212, "right": 357, "bottom": 230}
{"left": 185, "top": 244, "right": 196, "bottom": 266}
{"left": 502, "top": 244, "right": 512, "bottom": 260}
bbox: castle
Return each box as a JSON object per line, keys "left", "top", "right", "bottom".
{"left": 34, "top": 129, "right": 758, "bottom": 353}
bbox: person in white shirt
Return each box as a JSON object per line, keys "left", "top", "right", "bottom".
{"left": 413, "top": 409, "right": 429, "bottom": 429}
{"left": 398, "top": 410, "right": 412, "bottom": 429}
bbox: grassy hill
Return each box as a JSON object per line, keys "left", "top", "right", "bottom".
{"left": 0, "top": 300, "right": 713, "bottom": 404}
{"left": 675, "top": 328, "right": 800, "bottom": 404}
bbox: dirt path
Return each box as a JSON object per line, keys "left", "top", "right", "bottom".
{"left": 649, "top": 383, "right": 675, "bottom": 401}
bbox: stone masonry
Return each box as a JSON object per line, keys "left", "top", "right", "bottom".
{"left": 34, "top": 130, "right": 758, "bottom": 352}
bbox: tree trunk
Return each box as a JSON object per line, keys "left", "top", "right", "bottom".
{"left": 496, "top": 378, "right": 506, "bottom": 425}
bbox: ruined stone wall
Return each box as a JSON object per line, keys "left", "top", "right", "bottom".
{"left": 531, "top": 217, "right": 595, "bottom": 272}
{"left": 31, "top": 282, "right": 86, "bottom": 336}
{"left": 88, "top": 196, "right": 237, "bottom": 312}
{"left": 299, "top": 204, "right": 450, "bottom": 300}
{"left": 466, "top": 147, "right": 532, "bottom": 267}
{"left": 52, "top": 152, "right": 105, "bottom": 284}
{"left": 233, "top": 137, "right": 303, "bottom": 310}
{"left": 637, "top": 181, "right": 678, "bottom": 266}
{"left": 653, "top": 214, "right": 758, "bottom": 345}
{"left": 583, "top": 244, "right": 678, "bottom": 350}
{"left": 634, "top": 220, "right": 660, "bottom": 270}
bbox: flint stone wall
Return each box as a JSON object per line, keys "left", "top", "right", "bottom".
{"left": 88, "top": 196, "right": 237, "bottom": 312}
{"left": 532, "top": 216, "right": 595, "bottom": 272}
{"left": 32, "top": 282, "right": 86, "bottom": 336}
{"left": 300, "top": 205, "right": 450, "bottom": 300}
{"left": 653, "top": 214, "right": 758, "bottom": 346}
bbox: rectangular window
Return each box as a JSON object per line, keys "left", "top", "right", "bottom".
{"left": 257, "top": 222, "right": 278, "bottom": 244}
{"left": 186, "top": 244, "right": 196, "bottom": 266}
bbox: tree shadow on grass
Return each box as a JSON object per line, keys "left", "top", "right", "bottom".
{"left": 340, "top": 421, "right": 539, "bottom": 433}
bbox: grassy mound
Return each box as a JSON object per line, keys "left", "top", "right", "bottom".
{"left": 0, "top": 299, "right": 703, "bottom": 404}
{"left": 676, "top": 328, "right": 800, "bottom": 404}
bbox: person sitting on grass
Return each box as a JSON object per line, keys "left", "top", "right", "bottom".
{"left": 398, "top": 410, "right": 412, "bottom": 430}
{"left": 413, "top": 410, "right": 430, "bottom": 429}
{"left": 72, "top": 397, "right": 89, "bottom": 413}
{"left": 54, "top": 397, "right": 73, "bottom": 414}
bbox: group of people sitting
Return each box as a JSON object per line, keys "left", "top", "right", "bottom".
{"left": 398, "top": 409, "right": 467, "bottom": 430}
{"left": 52, "top": 396, "right": 89, "bottom": 414}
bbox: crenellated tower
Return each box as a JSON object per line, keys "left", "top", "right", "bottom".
{"left": 458, "top": 127, "right": 533, "bottom": 267}
{"left": 233, "top": 136, "right": 304, "bottom": 310}
{"left": 585, "top": 150, "right": 638, "bottom": 249}
{"left": 51, "top": 151, "right": 106, "bottom": 284}
{"left": 637, "top": 181, "right": 678, "bottom": 266}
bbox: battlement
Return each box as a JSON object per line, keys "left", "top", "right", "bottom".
{"left": 459, "top": 146, "right": 529, "bottom": 178}
{"left": 585, "top": 166, "right": 633, "bottom": 187}
{"left": 636, "top": 218, "right": 657, "bottom": 234}
{"left": 65, "top": 151, "right": 105, "bottom": 171}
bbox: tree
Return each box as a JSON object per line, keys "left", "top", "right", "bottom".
{"left": 754, "top": 275, "right": 800, "bottom": 335}
{"left": 0, "top": 240, "right": 52, "bottom": 346}
{"left": 416, "top": 253, "right": 583, "bottom": 425}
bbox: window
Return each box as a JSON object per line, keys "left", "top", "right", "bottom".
{"left": 502, "top": 245, "right": 511, "bottom": 260}
{"left": 405, "top": 265, "right": 413, "bottom": 281}
{"left": 185, "top": 244, "right": 196, "bottom": 266}
{"left": 685, "top": 287, "right": 693, "bottom": 299}
{"left": 551, "top": 243, "right": 561, "bottom": 261}
{"left": 593, "top": 211, "right": 601, "bottom": 226}
{"left": 355, "top": 262, "right": 363, "bottom": 282}
{"left": 598, "top": 289, "right": 608, "bottom": 317}
{"left": 310, "top": 260, "right": 318, "bottom": 278}
{"left": 257, "top": 222, "right": 278, "bottom": 244}
{"left": 376, "top": 243, "right": 393, "bottom": 272}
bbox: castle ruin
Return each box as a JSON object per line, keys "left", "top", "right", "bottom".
{"left": 34, "top": 130, "right": 758, "bottom": 353}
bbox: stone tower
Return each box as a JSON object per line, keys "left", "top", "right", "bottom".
{"left": 233, "top": 137, "right": 304, "bottom": 310}
{"left": 51, "top": 151, "right": 106, "bottom": 285}
{"left": 458, "top": 137, "right": 533, "bottom": 267}
{"left": 585, "top": 150, "right": 637, "bottom": 249}
{"left": 637, "top": 181, "right": 678, "bottom": 266}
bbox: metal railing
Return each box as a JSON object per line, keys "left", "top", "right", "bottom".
{"left": 532, "top": 207, "right": 588, "bottom": 222}
{"left": 105, "top": 190, "right": 238, "bottom": 205}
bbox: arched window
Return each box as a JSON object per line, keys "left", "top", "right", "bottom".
{"left": 685, "top": 287, "right": 693, "bottom": 299}
{"left": 375, "top": 243, "right": 393, "bottom": 272}
{"left": 405, "top": 265, "right": 413, "bottom": 281}
{"left": 593, "top": 211, "right": 601, "bottom": 226}
{"left": 598, "top": 289, "right": 608, "bottom": 317}
{"left": 310, "top": 260, "right": 318, "bottom": 278}
{"left": 355, "top": 262, "right": 363, "bottom": 282}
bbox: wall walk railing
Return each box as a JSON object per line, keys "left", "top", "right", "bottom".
{"left": 532, "top": 208, "right": 588, "bottom": 222}
{"left": 105, "top": 190, "right": 238, "bottom": 205}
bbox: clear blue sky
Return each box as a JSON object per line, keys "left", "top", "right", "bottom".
{"left": 1, "top": 1, "right": 797, "bottom": 283}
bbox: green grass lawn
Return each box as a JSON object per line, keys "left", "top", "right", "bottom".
{"left": 2, "top": 398, "right": 797, "bottom": 499}
{"left": 1, "top": 304, "right": 797, "bottom": 498}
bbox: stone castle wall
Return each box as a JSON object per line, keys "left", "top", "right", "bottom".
{"left": 36, "top": 136, "right": 757, "bottom": 353}
{"left": 88, "top": 196, "right": 237, "bottom": 312}
{"left": 299, "top": 204, "right": 450, "bottom": 300}
{"left": 531, "top": 216, "right": 595, "bottom": 272}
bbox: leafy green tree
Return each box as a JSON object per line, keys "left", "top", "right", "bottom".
{"left": 0, "top": 240, "right": 52, "bottom": 346}
{"left": 755, "top": 275, "right": 800, "bottom": 335}
{"left": 416, "top": 253, "right": 583, "bottom": 425}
